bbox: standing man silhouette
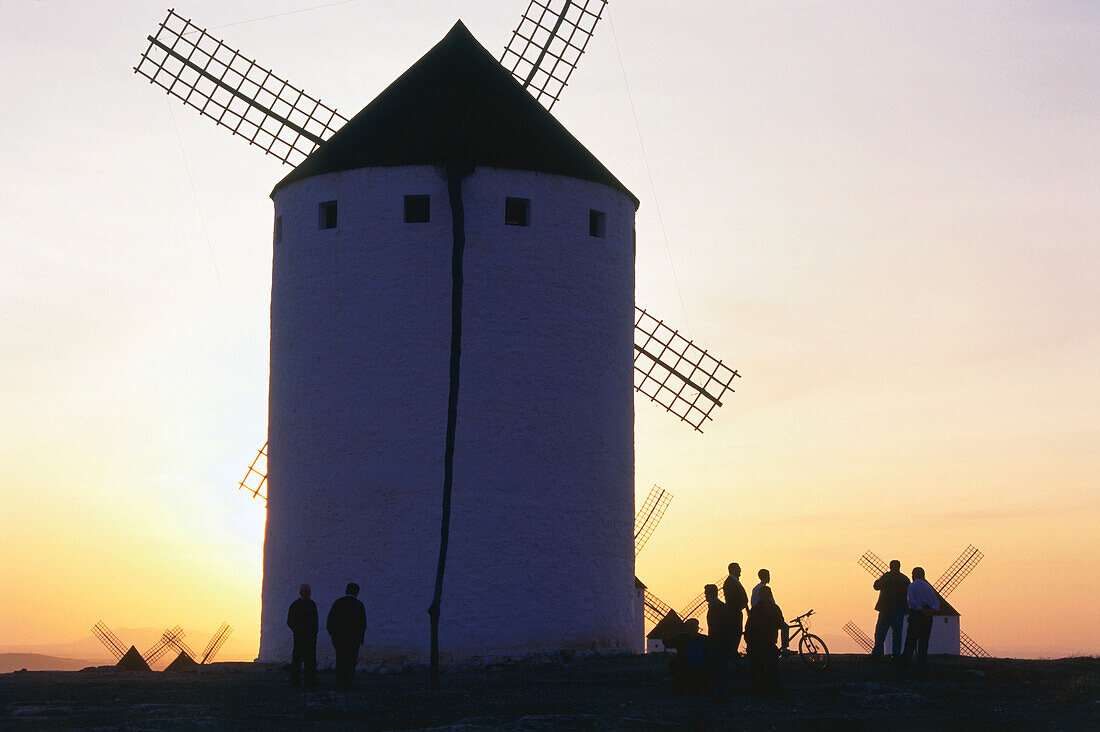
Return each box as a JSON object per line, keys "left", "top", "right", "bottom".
{"left": 752, "top": 569, "right": 790, "bottom": 653}
{"left": 287, "top": 583, "right": 318, "bottom": 687}
{"left": 871, "top": 560, "right": 911, "bottom": 660}
{"left": 327, "top": 582, "right": 367, "bottom": 690}
{"left": 900, "top": 567, "right": 940, "bottom": 673}
{"left": 704, "top": 583, "right": 733, "bottom": 700}
{"left": 722, "top": 562, "right": 749, "bottom": 656}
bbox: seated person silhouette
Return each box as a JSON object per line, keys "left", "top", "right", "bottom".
{"left": 666, "top": 618, "right": 710, "bottom": 696}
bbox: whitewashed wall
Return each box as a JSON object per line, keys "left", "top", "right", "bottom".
{"left": 258, "top": 165, "right": 636, "bottom": 663}
{"left": 882, "top": 615, "right": 961, "bottom": 656}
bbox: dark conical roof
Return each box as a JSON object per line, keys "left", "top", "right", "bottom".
{"left": 272, "top": 21, "right": 638, "bottom": 207}
{"left": 164, "top": 651, "right": 199, "bottom": 672}
{"left": 116, "top": 645, "right": 151, "bottom": 672}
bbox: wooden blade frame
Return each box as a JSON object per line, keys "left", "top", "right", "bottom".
{"left": 91, "top": 621, "right": 127, "bottom": 660}
{"left": 934, "top": 545, "right": 983, "bottom": 598}
{"left": 643, "top": 590, "right": 673, "bottom": 625}
{"left": 135, "top": 9, "right": 346, "bottom": 167}
{"left": 678, "top": 574, "right": 728, "bottom": 621}
{"left": 843, "top": 621, "right": 874, "bottom": 653}
{"left": 201, "top": 623, "right": 233, "bottom": 664}
{"left": 164, "top": 631, "right": 197, "bottom": 662}
{"left": 858, "top": 550, "right": 889, "bottom": 578}
{"left": 239, "top": 441, "right": 268, "bottom": 505}
{"left": 634, "top": 308, "right": 740, "bottom": 432}
{"left": 633, "top": 485, "right": 672, "bottom": 557}
{"left": 960, "top": 629, "right": 991, "bottom": 658}
{"left": 500, "top": 0, "right": 607, "bottom": 110}
{"left": 143, "top": 626, "right": 185, "bottom": 665}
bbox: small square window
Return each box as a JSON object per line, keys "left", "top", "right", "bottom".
{"left": 318, "top": 200, "right": 337, "bottom": 230}
{"left": 404, "top": 195, "right": 430, "bottom": 223}
{"left": 274, "top": 216, "right": 282, "bottom": 245}
{"left": 505, "top": 197, "right": 530, "bottom": 227}
{"left": 589, "top": 209, "right": 606, "bottom": 238}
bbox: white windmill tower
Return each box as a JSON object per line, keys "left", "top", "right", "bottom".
{"left": 135, "top": 3, "right": 740, "bottom": 670}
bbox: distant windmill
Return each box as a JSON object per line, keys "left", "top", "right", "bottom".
{"left": 162, "top": 622, "right": 233, "bottom": 670}
{"left": 134, "top": 2, "right": 740, "bottom": 667}
{"left": 92, "top": 622, "right": 186, "bottom": 671}
{"left": 843, "top": 546, "right": 990, "bottom": 658}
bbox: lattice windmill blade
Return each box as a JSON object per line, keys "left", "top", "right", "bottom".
{"left": 678, "top": 590, "right": 707, "bottom": 622}
{"left": 634, "top": 308, "right": 740, "bottom": 432}
{"left": 134, "top": 9, "right": 347, "bottom": 167}
{"left": 843, "top": 621, "right": 874, "bottom": 653}
{"left": 634, "top": 485, "right": 672, "bottom": 556}
{"left": 164, "top": 631, "right": 197, "bottom": 662}
{"left": 643, "top": 590, "right": 674, "bottom": 625}
{"left": 239, "top": 441, "right": 269, "bottom": 504}
{"left": 959, "top": 629, "right": 991, "bottom": 659}
{"left": 143, "top": 626, "right": 185, "bottom": 665}
{"left": 91, "top": 621, "right": 127, "bottom": 660}
{"left": 858, "top": 550, "right": 889, "bottom": 578}
{"left": 934, "top": 545, "right": 984, "bottom": 598}
{"left": 678, "top": 574, "right": 728, "bottom": 621}
{"left": 500, "top": 0, "right": 607, "bottom": 111}
{"left": 201, "top": 623, "right": 233, "bottom": 664}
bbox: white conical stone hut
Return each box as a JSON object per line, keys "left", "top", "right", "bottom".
{"left": 257, "top": 22, "right": 639, "bottom": 664}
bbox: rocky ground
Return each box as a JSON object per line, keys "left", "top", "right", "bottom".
{"left": 1, "top": 653, "right": 1096, "bottom": 730}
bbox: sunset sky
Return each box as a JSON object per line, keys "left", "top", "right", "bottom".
{"left": 0, "top": 0, "right": 1096, "bottom": 662}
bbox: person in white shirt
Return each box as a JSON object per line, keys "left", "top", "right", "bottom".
{"left": 751, "top": 568, "right": 790, "bottom": 652}
{"left": 900, "top": 567, "right": 940, "bottom": 672}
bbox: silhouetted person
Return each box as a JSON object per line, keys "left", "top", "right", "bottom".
{"left": 744, "top": 585, "right": 784, "bottom": 697}
{"left": 900, "top": 567, "right": 940, "bottom": 673}
{"left": 722, "top": 562, "right": 749, "bottom": 656}
{"left": 704, "top": 583, "right": 733, "bottom": 700}
{"left": 327, "top": 582, "right": 367, "bottom": 690}
{"left": 287, "top": 583, "right": 318, "bottom": 687}
{"left": 666, "top": 618, "right": 710, "bottom": 696}
{"left": 751, "top": 569, "right": 790, "bottom": 652}
{"left": 872, "top": 559, "right": 911, "bottom": 660}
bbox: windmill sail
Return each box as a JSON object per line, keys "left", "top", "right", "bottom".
{"left": 959, "top": 629, "right": 991, "bottom": 658}
{"left": 164, "top": 632, "right": 197, "bottom": 662}
{"left": 91, "top": 622, "right": 127, "bottom": 660}
{"left": 934, "top": 545, "right": 983, "bottom": 598}
{"left": 634, "top": 308, "right": 740, "bottom": 432}
{"left": 201, "top": 623, "right": 233, "bottom": 664}
{"left": 643, "top": 589, "right": 673, "bottom": 625}
{"left": 500, "top": 0, "right": 607, "bottom": 110}
{"left": 143, "top": 626, "right": 185, "bottom": 665}
{"left": 678, "top": 574, "right": 729, "bottom": 621}
{"left": 858, "top": 550, "right": 889, "bottom": 578}
{"left": 843, "top": 621, "right": 874, "bottom": 653}
{"left": 135, "top": 9, "right": 347, "bottom": 166}
{"left": 634, "top": 485, "right": 672, "bottom": 556}
{"left": 239, "top": 441, "right": 268, "bottom": 504}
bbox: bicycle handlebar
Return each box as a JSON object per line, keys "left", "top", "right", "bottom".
{"left": 790, "top": 609, "right": 815, "bottom": 622}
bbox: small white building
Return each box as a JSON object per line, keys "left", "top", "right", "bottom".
{"left": 882, "top": 594, "right": 962, "bottom": 656}
{"left": 257, "top": 23, "right": 640, "bottom": 664}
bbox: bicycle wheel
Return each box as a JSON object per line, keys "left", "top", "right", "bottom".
{"left": 799, "top": 633, "right": 829, "bottom": 671}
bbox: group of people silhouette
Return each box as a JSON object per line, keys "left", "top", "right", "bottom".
{"left": 871, "top": 560, "right": 941, "bottom": 671}
{"left": 667, "top": 563, "right": 791, "bottom": 699}
{"left": 286, "top": 583, "right": 366, "bottom": 689}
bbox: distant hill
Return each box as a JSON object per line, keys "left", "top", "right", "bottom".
{"left": 1, "top": 653, "right": 94, "bottom": 673}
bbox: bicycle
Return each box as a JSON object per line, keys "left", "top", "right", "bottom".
{"left": 783, "top": 609, "right": 829, "bottom": 671}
